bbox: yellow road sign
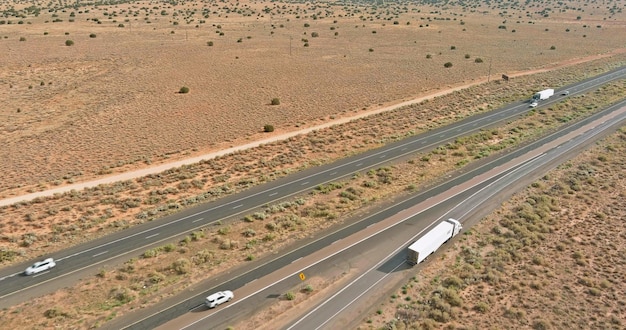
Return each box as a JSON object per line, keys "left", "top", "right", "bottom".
{"left": 299, "top": 272, "right": 306, "bottom": 281}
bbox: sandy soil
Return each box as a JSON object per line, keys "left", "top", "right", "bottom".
{"left": 1, "top": 0, "right": 625, "bottom": 199}
{"left": 361, "top": 126, "right": 626, "bottom": 330}
{"left": 0, "top": 0, "right": 625, "bottom": 328}
{"left": 1, "top": 64, "right": 625, "bottom": 329}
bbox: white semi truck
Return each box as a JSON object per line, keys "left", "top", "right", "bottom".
{"left": 532, "top": 88, "right": 554, "bottom": 101}
{"left": 407, "top": 218, "right": 462, "bottom": 265}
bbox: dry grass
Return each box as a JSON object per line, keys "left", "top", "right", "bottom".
{"left": 1, "top": 0, "right": 625, "bottom": 196}
{"left": 1, "top": 0, "right": 626, "bottom": 328}
{"left": 363, "top": 127, "right": 626, "bottom": 329}
{"left": 1, "top": 71, "right": 625, "bottom": 329}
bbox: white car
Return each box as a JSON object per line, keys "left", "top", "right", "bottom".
{"left": 205, "top": 290, "right": 234, "bottom": 308}
{"left": 529, "top": 102, "right": 538, "bottom": 108}
{"left": 24, "top": 258, "right": 56, "bottom": 275}
{"left": 562, "top": 90, "right": 570, "bottom": 95}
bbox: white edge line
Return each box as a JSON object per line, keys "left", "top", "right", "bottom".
{"left": 183, "top": 150, "right": 532, "bottom": 330}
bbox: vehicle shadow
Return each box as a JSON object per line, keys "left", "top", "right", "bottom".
{"left": 376, "top": 252, "right": 413, "bottom": 274}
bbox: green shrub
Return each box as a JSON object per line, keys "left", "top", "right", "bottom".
{"left": 89, "top": 33, "right": 96, "bottom": 38}
{"left": 207, "top": 41, "right": 214, "bottom": 46}
{"left": 270, "top": 98, "right": 280, "bottom": 105}
{"left": 65, "top": 39, "right": 74, "bottom": 46}
{"left": 179, "top": 86, "right": 190, "bottom": 94}
{"left": 263, "top": 124, "right": 275, "bottom": 132}
{"left": 285, "top": 291, "right": 296, "bottom": 300}
{"left": 191, "top": 230, "right": 204, "bottom": 241}
{"left": 444, "top": 62, "right": 453, "bottom": 68}
{"left": 143, "top": 248, "right": 158, "bottom": 258}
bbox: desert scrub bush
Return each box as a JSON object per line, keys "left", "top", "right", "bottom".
{"left": 284, "top": 291, "right": 296, "bottom": 300}
{"left": 474, "top": 301, "right": 490, "bottom": 313}
{"left": 315, "top": 182, "right": 344, "bottom": 193}
{"left": 44, "top": 307, "right": 69, "bottom": 319}
{"left": 171, "top": 258, "right": 191, "bottom": 274}
{"left": 179, "top": 86, "right": 190, "bottom": 94}
{"left": 191, "top": 230, "right": 205, "bottom": 241}
{"left": 475, "top": 57, "right": 484, "bottom": 63}
{"left": 65, "top": 39, "right": 74, "bottom": 46}
{"left": 96, "top": 268, "right": 107, "bottom": 278}
{"left": 0, "top": 248, "right": 18, "bottom": 262}
{"left": 270, "top": 98, "right": 280, "bottom": 105}
{"left": 193, "top": 249, "right": 213, "bottom": 265}
{"left": 311, "top": 32, "right": 319, "bottom": 37}
{"left": 444, "top": 62, "right": 453, "bottom": 68}
{"left": 19, "top": 36, "right": 26, "bottom": 41}
{"left": 143, "top": 248, "right": 159, "bottom": 258}
{"left": 89, "top": 33, "right": 96, "bottom": 38}
{"left": 110, "top": 286, "right": 134, "bottom": 305}
{"left": 21, "top": 233, "right": 37, "bottom": 247}
{"left": 148, "top": 271, "right": 166, "bottom": 283}
{"left": 217, "top": 226, "right": 230, "bottom": 235}
{"left": 253, "top": 212, "right": 267, "bottom": 220}
{"left": 242, "top": 228, "right": 256, "bottom": 237}
{"left": 163, "top": 243, "right": 176, "bottom": 252}
{"left": 441, "top": 287, "right": 463, "bottom": 307}
{"left": 503, "top": 307, "right": 526, "bottom": 320}
{"left": 263, "top": 124, "right": 275, "bottom": 132}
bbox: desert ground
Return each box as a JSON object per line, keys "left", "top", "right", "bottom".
{"left": 360, "top": 127, "right": 626, "bottom": 330}
{"left": 2, "top": 0, "right": 626, "bottom": 197}
{"left": 0, "top": 0, "right": 626, "bottom": 329}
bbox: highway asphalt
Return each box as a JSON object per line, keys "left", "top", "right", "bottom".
{"left": 0, "top": 65, "right": 625, "bottom": 325}
{"left": 152, "top": 95, "right": 626, "bottom": 330}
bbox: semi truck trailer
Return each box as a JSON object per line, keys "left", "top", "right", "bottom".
{"left": 532, "top": 88, "right": 554, "bottom": 101}
{"left": 407, "top": 218, "right": 462, "bottom": 265}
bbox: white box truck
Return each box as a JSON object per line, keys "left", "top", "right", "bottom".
{"left": 407, "top": 218, "right": 462, "bottom": 265}
{"left": 532, "top": 88, "right": 554, "bottom": 101}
